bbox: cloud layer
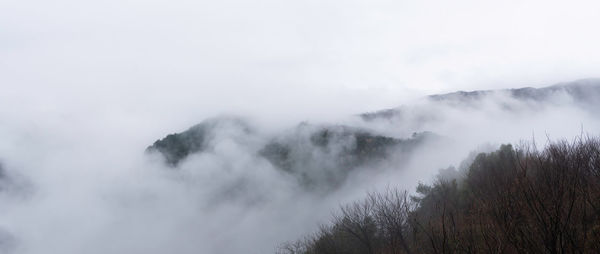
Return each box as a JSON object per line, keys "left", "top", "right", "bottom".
{"left": 1, "top": 0, "right": 600, "bottom": 253}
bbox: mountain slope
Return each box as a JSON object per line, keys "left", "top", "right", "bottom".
{"left": 146, "top": 79, "right": 600, "bottom": 190}
{"left": 146, "top": 118, "right": 439, "bottom": 190}
{"left": 361, "top": 78, "right": 600, "bottom": 120}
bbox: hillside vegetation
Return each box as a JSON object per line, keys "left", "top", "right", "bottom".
{"left": 147, "top": 119, "right": 438, "bottom": 190}
{"left": 279, "top": 137, "right": 600, "bottom": 254}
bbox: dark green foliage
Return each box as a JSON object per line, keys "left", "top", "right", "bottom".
{"left": 353, "top": 133, "right": 400, "bottom": 160}
{"left": 258, "top": 126, "right": 436, "bottom": 190}
{"left": 259, "top": 127, "right": 435, "bottom": 173}
{"left": 146, "top": 125, "right": 208, "bottom": 166}
{"left": 258, "top": 126, "right": 409, "bottom": 190}
{"left": 149, "top": 119, "right": 438, "bottom": 190}
{"left": 146, "top": 117, "right": 253, "bottom": 165}
{"left": 306, "top": 127, "right": 402, "bottom": 162}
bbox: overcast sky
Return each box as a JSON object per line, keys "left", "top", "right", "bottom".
{"left": 1, "top": 0, "right": 600, "bottom": 127}
{"left": 1, "top": 1, "right": 600, "bottom": 253}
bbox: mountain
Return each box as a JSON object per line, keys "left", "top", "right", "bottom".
{"left": 146, "top": 117, "right": 253, "bottom": 166}
{"left": 257, "top": 125, "right": 437, "bottom": 188}
{"left": 146, "top": 118, "right": 438, "bottom": 190}
{"left": 146, "top": 79, "right": 599, "bottom": 189}
{"left": 361, "top": 78, "right": 600, "bottom": 120}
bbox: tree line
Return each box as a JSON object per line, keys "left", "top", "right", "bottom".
{"left": 278, "top": 136, "right": 600, "bottom": 253}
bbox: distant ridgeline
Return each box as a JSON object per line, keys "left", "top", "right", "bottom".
{"left": 147, "top": 79, "right": 600, "bottom": 189}
{"left": 257, "top": 125, "right": 436, "bottom": 188}
{"left": 361, "top": 78, "right": 600, "bottom": 120}
{"left": 146, "top": 117, "right": 252, "bottom": 166}
{"left": 428, "top": 78, "right": 600, "bottom": 102}
{"left": 146, "top": 118, "right": 438, "bottom": 189}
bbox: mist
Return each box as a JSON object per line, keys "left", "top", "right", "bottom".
{"left": 1, "top": 0, "right": 600, "bottom": 253}
{"left": 1, "top": 81, "right": 599, "bottom": 253}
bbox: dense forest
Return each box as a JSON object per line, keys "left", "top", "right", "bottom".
{"left": 278, "top": 136, "right": 600, "bottom": 253}
{"left": 146, "top": 119, "right": 439, "bottom": 191}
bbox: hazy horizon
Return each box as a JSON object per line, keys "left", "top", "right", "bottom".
{"left": 1, "top": 0, "right": 600, "bottom": 253}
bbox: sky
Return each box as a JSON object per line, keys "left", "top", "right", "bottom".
{"left": 1, "top": 0, "right": 600, "bottom": 126}
{"left": 0, "top": 0, "right": 600, "bottom": 253}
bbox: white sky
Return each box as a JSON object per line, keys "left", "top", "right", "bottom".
{"left": 1, "top": 1, "right": 600, "bottom": 252}
{"left": 1, "top": 0, "right": 600, "bottom": 125}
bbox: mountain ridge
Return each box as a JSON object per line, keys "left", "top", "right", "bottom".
{"left": 361, "top": 78, "right": 600, "bottom": 120}
{"left": 146, "top": 79, "right": 600, "bottom": 190}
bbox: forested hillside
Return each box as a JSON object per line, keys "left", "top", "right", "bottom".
{"left": 147, "top": 118, "right": 439, "bottom": 190}
{"left": 279, "top": 137, "right": 600, "bottom": 253}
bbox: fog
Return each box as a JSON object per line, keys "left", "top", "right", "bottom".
{"left": 1, "top": 0, "right": 600, "bottom": 253}
{"left": 1, "top": 83, "right": 599, "bottom": 253}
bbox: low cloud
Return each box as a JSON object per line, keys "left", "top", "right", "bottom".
{"left": 0, "top": 81, "right": 599, "bottom": 253}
